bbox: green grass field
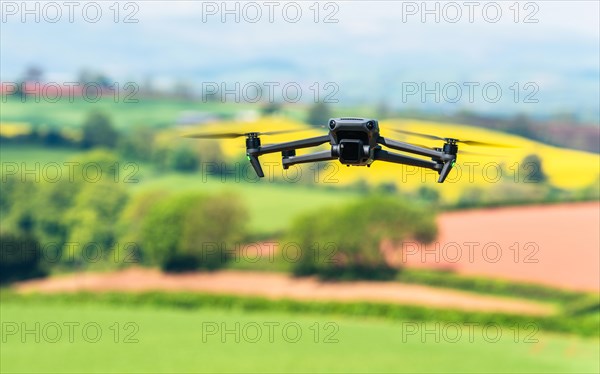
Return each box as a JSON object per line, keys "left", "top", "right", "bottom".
{"left": 1, "top": 301, "right": 598, "bottom": 373}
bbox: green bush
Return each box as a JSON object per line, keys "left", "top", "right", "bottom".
{"left": 0, "top": 233, "right": 47, "bottom": 284}
{"left": 117, "top": 127, "right": 156, "bottom": 161}
{"left": 81, "top": 111, "right": 118, "bottom": 149}
{"left": 287, "top": 195, "right": 437, "bottom": 280}
{"left": 521, "top": 154, "right": 547, "bottom": 183}
{"left": 117, "top": 189, "right": 170, "bottom": 263}
{"left": 151, "top": 136, "right": 221, "bottom": 174}
{"left": 140, "top": 192, "right": 248, "bottom": 272}
{"left": 168, "top": 145, "right": 199, "bottom": 172}
{"left": 396, "top": 268, "right": 587, "bottom": 304}
{"left": 565, "top": 295, "right": 600, "bottom": 316}
{"left": 69, "top": 149, "right": 122, "bottom": 181}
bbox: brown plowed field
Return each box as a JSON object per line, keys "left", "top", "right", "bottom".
{"left": 394, "top": 202, "right": 599, "bottom": 291}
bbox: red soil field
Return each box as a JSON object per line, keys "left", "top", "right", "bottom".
{"left": 394, "top": 202, "right": 600, "bottom": 291}
{"left": 15, "top": 268, "right": 554, "bottom": 316}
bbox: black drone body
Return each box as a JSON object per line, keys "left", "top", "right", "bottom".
{"left": 328, "top": 118, "right": 380, "bottom": 166}
{"left": 186, "top": 117, "right": 505, "bottom": 183}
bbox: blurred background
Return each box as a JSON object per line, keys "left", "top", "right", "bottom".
{"left": 1, "top": 1, "right": 599, "bottom": 373}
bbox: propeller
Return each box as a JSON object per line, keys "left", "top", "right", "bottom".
{"left": 182, "top": 129, "right": 306, "bottom": 139}
{"left": 459, "top": 150, "right": 506, "bottom": 157}
{"left": 389, "top": 129, "right": 514, "bottom": 148}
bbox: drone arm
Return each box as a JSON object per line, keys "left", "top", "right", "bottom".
{"left": 375, "top": 149, "right": 457, "bottom": 183}
{"left": 245, "top": 135, "right": 331, "bottom": 178}
{"left": 254, "top": 135, "right": 331, "bottom": 156}
{"left": 374, "top": 149, "right": 440, "bottom": 171}
{"left": 281, "top": 150, "right": 335, "bottom": 168}
{"left": 378, "top": 136, "right": 448, "bottom": 160}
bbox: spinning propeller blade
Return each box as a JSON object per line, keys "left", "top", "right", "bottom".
{"left": 182, "top": 129, "right": 306, "bottom": 139}
{"left": 459, "top": 150, "right": 506, "bottom": 157}
{"left": 389, "top": 129, "right": 514, "bottom": 148}
{"left": 390, "top": 129, "right": 444, "bottom": 141}
{"left": 183, "top": 132, "right": 246, "bottom": 139}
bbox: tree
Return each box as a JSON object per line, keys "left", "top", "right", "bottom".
{"left": 117, "top": 189, "right": 170, "bottom": 263}
{"left": 416, "top": 186, "right": 440, "bottom": 205}
{"left": 71, "top": 149, "right": 121, "bottom": 181}
{"left": 0, "top": 233, "right": 47, "bottom": 284}
{"left": 1, "top": 178, "right": 38, "bottom": 235}
{"left": 30, "top": 178, "right": 82, "bottom": 247}
{"left": 25, "top": 66, "right": 43, "bottom": 82}
{"left": 306, "top": 102, "right": 332, "bottom": 127}
{"left": 168, "top": 145, "right": 199, "bottom": 172}
{"left": 118, "top": 127, "right": 155, "bottom": 161}
{"left": 81, "top": 112, "right": 118, "bottom": 149}
{"left": 261, "top": 102, "right": 282, "bottom": 116}
{"left": 521, "top": 154, "right": 547, "bottom": 183}
{"left": 41, "top": 128, "right": 70, "bottom": 147}
{"left": 287, "top": 195, "right": 437, "bottom": 280}
{"left": 63, "top": 181, "right": 129, "bottom": 267}
{"left": 140, "top": 193, "right": 248, "bottom": 272}
{"left": 456, "top": 187, "right": 485, "bottom": 208}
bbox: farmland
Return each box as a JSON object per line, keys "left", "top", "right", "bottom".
{"left": 2, "top": 3, "right": 598, "bottom": 373}
{"left": 2, "top": 98, "right": 599, "bottom": 374}
{"left": 1, "top": 300, "right": 598, "bottom": 373}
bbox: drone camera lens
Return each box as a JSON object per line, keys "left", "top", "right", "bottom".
{"left": 329, "top": 120, "right": 336, "bottom": 130}
{"left": 366, "top": 121, "right": 374, "bottom": 130}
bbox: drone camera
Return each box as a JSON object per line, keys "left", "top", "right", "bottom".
{"left": 282, "top": 149, "right": 296, "bottom": 158}
{"left": 338, "top": 139, "right": 366, "bottom": 164}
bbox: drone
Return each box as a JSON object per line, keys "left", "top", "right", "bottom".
{"left": 184, "top": 118, "right": 506, "bottom": 183}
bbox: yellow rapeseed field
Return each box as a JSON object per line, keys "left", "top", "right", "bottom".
{"left": 179, "top": 116, "right": 599, "bottom": 201}
{"left": 0, "top": 122, "right": 31, "bottom": 137}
